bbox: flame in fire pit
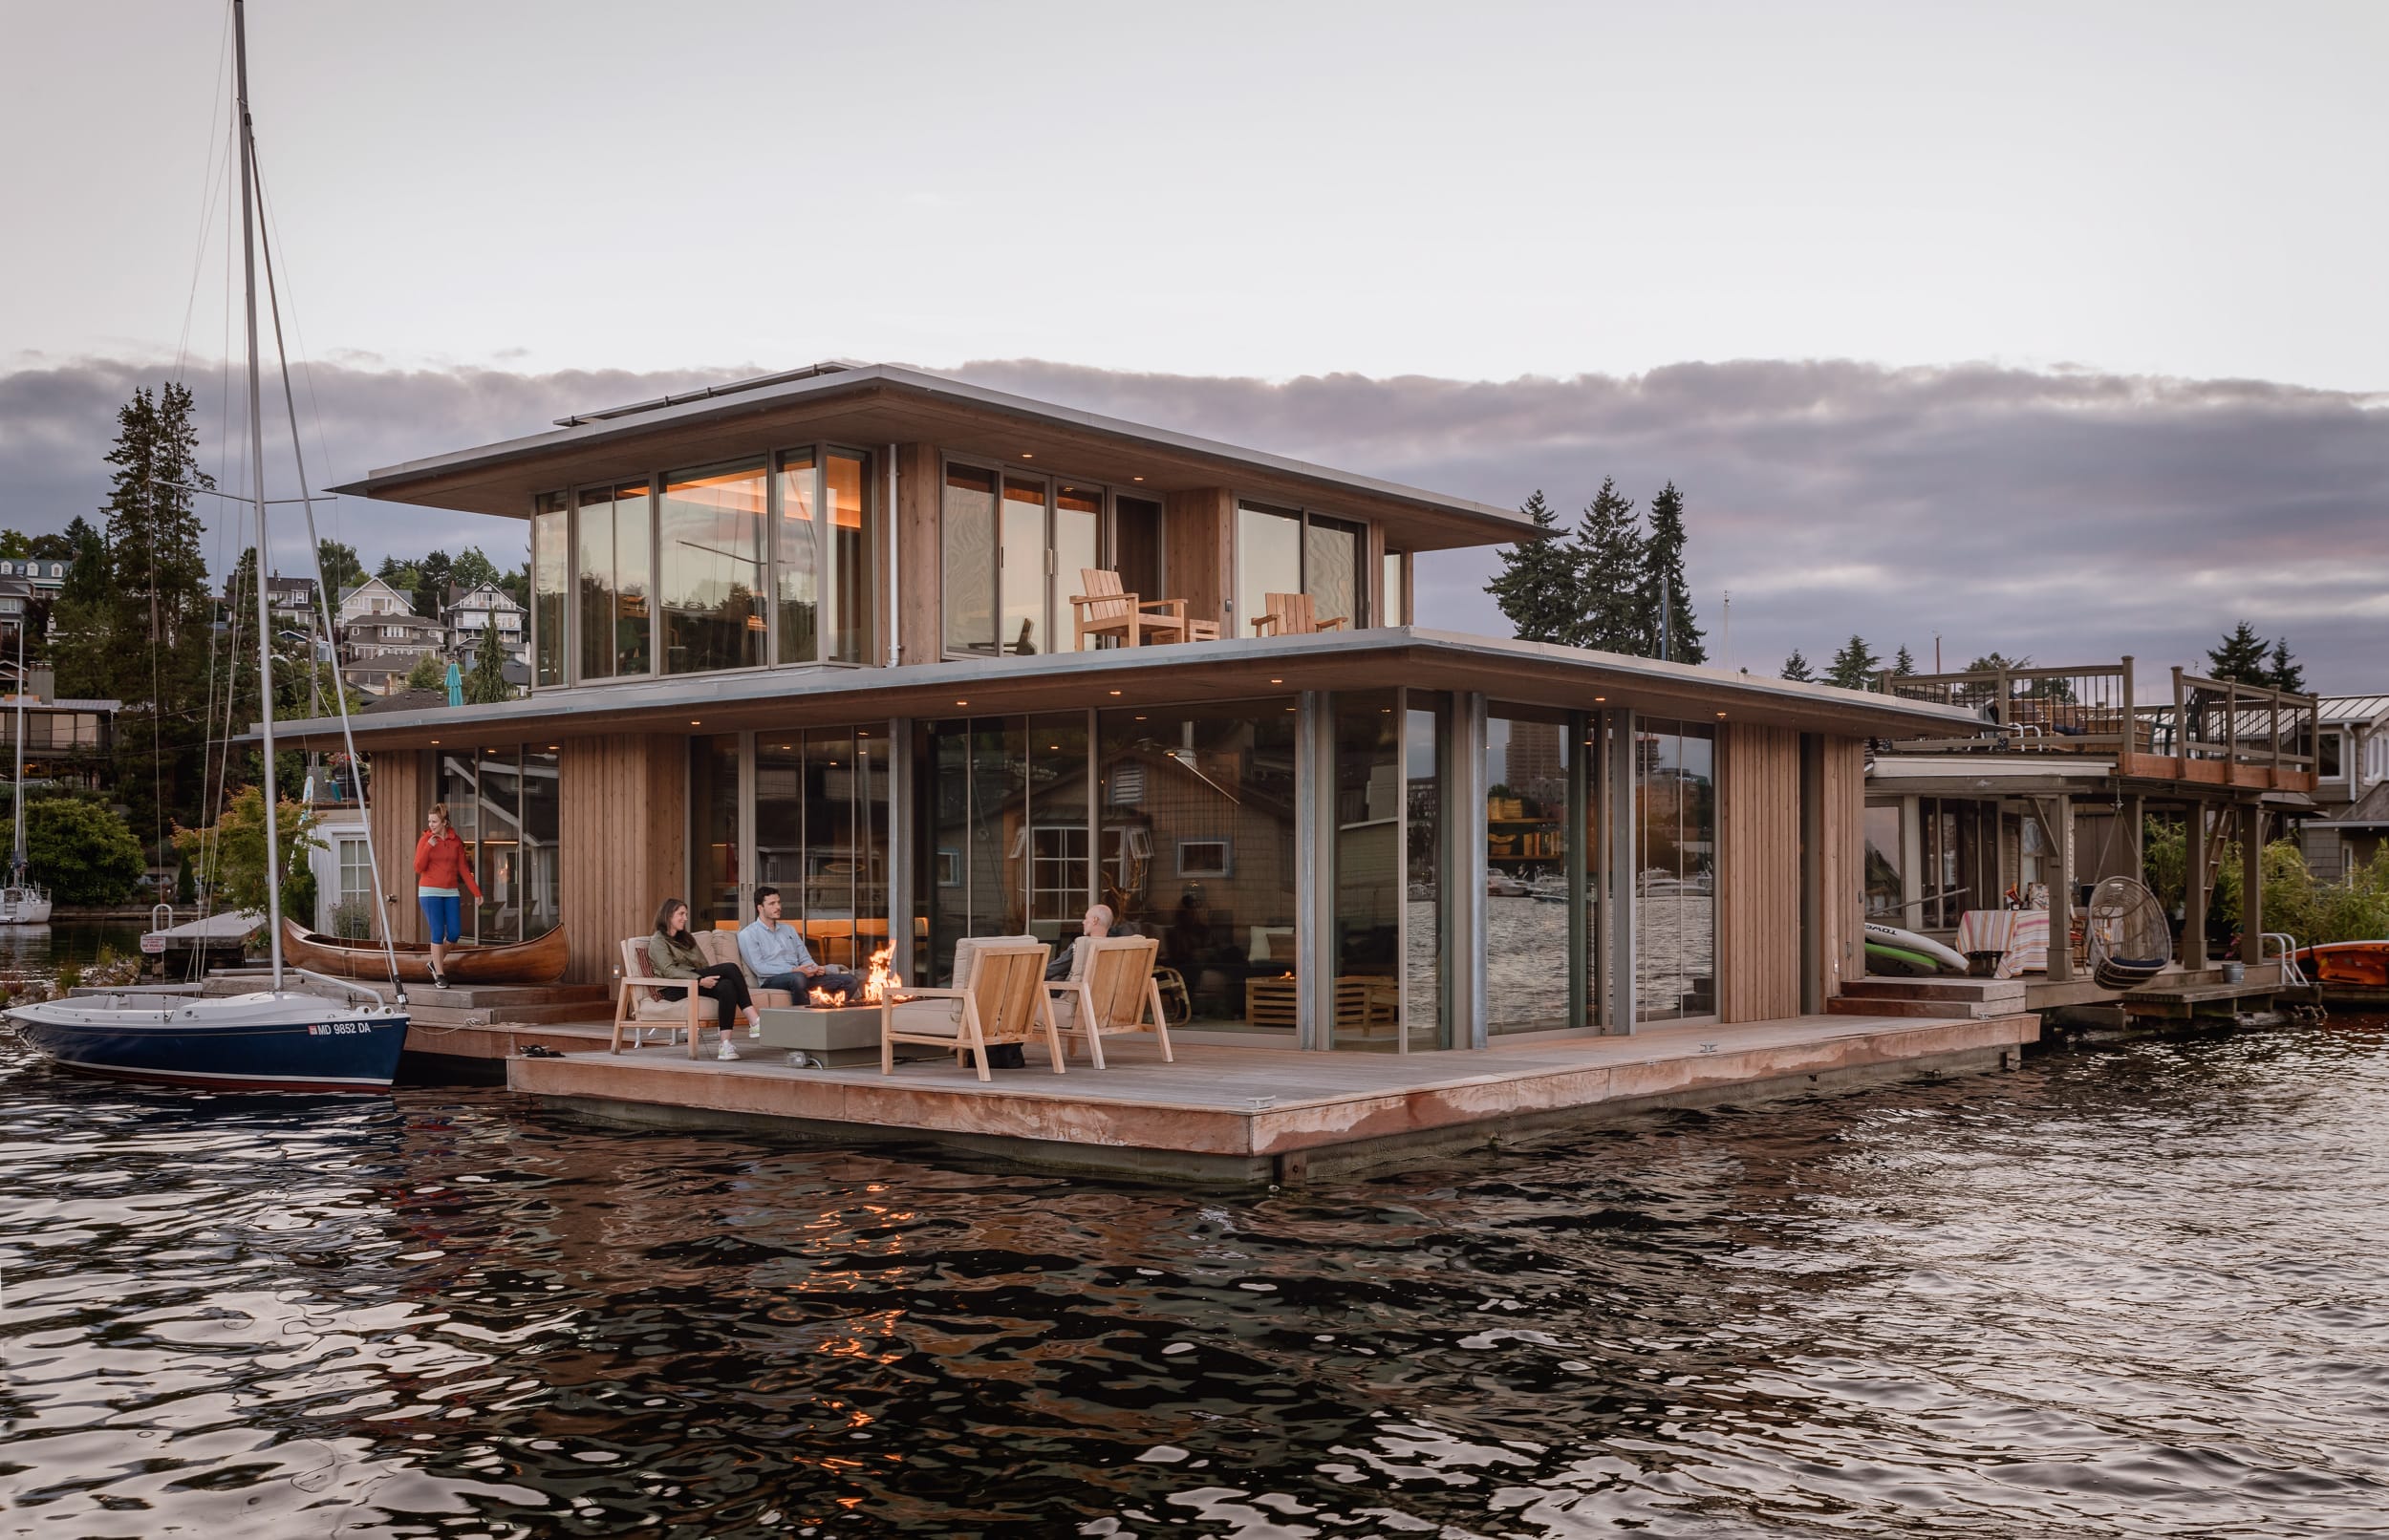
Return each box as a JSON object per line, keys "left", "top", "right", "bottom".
{"left": 806, "top": 945, "right": 902, "bottom": 1009}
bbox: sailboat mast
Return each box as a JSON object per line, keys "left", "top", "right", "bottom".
{"left": 233, "top": 0, "right": 286, "bottom": 987}
{"left": 11, "top": 616, "right": 25, "bottom": 876}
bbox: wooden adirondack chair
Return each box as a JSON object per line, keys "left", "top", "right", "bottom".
{"left": 879, "top": 936, "right": 1065, "bottom": 1081}
{"left": 1250, "top": 591, "right": 1347, "bottom": 637}
{"left": 1070, "top": 568, "right": 1193, "bottom": 649}
{"left": 1045, "top": 935, "right": 1174, "bottom": 1069}
{"left": 612, "top": 935, "right": 706, "bottom": 1058}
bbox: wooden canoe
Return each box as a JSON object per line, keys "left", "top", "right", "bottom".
{"left": 279, "top": 919, "right": 570, "bottom": 985}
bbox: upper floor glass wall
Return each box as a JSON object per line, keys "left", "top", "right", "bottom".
{"left": 941, "top": 460, "right": 1147, "bottom": 657}
{"left": 1237, "top": 502, "right": 1365, "bottom": 636}
{"left": 531, "top": 445, "right": 875, "bottom": 687}
{"left": 659, "top": 460, "right": 766, "bottom": 674}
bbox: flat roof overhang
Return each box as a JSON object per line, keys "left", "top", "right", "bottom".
{"left": 328, "top": 365, "right": 1537, "bottom": 554}
{"left": 258, "top": 628, "right": 1987, "bottom": 752}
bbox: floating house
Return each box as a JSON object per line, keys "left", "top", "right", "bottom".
{"left": 269, "top": 364, "right": 2059, "bottom": 1175}
{"left": 1864, "top": 657, "right": 2320, "bottom": 1010}
{"left": 2292, "top": 694, "right": 2389, "bottom": 882}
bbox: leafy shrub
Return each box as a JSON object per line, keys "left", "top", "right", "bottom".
{"left": 27, "top": 797, "right": 146, "bottom": 905}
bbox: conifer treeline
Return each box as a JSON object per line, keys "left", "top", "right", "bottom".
{"left": 1777, "top": 623, "right": 2307, "bottom": 694}
{"left": 1487, "top": 479, "right": 1705, "bottom": 662}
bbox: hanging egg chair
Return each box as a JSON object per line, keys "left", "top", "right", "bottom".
{"left": 2086, "top": 876, "right": 2171, "bottom": 989}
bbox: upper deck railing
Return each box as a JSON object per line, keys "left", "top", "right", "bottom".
{"left": 1873, "top": 656, "right": 2321, "bottom": 785}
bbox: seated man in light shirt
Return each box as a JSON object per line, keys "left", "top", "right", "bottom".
{"left": 740, "top": 887, "right": 863, "bottom": 1002}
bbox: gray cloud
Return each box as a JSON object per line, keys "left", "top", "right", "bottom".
{"left": 3, "top": 353, "right": 2382, "bottom": 692}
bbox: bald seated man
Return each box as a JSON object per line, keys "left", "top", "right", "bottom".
{"left": 1046, "top": 903, "right": 1126, "bottom": 981}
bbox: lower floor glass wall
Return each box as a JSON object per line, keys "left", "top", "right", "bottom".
{"left": 1633, "top": 718, "right": 1716, "bottom": 1022}
{"left": 641, "top": 697, "right": 1752, "bottom": 1040}
{"left": 436, "top": 745, "right": 560, "bottom": 944}
{"left": 691, "top": 726, "right": 893, "bottom": 963}
{"left": 922, "top": 701, "right": 1301, "bottom": 1033}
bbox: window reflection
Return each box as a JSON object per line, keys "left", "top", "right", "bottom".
{"left": 658, "top": 460, "right": 766, "bottom": 674}
{"left": 1634, "top": 719, "right": 1716, "bottom": 1021}
{"left": 1487, "top": 708, "right": 1573, "bottom": 1034}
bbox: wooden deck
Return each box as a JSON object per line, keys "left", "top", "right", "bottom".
{"left": 486, "top": 1011, "right": 2040, "bottom": 1183}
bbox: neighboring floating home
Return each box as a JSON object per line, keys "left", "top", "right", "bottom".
{"left": 1865, "top": 657, "right": 2320, "bottom": 1008}
{"left": 293, "top": 361, "right": 1992, "bottom": 1055}
{"left": 2292, "top": 694, "right": 2389, "bottom": 882}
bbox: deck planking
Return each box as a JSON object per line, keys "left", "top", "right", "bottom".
{"left": 493, "top": 1012, "right": 2040, "bottom": 1182}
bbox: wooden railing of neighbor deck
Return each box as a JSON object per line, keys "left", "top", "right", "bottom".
{"left": 1876, "top": 657, "right": 2319, "bottom": 791}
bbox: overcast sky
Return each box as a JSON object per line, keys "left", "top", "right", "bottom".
{"left": 2, "top": 1, "right": 2382, "bottom": 688}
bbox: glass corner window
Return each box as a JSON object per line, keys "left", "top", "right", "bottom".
{"left": 532, "top": 491, "right": 568, "bottom": 687}
{"left": 658, "top": 460, "right": 767, "bottom": 675}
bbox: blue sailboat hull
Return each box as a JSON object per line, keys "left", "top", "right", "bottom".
{"left": 9, "top": 1008, "right": 410, "bottom": 1093}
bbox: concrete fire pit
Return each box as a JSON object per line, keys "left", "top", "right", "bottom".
{"left": 757, "top": 1004, "right": 938, "bottom": 1068}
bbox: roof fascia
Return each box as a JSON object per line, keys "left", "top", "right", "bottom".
{"left": 328, "top": 364, "right": 1533, "bottom": 538}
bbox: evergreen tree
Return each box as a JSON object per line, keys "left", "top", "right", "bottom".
{"left": 1634, "top": 481, "right": 1706, "bottom": 663}
{"left": 376, "top": 553, "right": 418, "bottom": 588}
{"left": 498, "top": 565, "right": 529, "bottom": 609}
{"left": 2266, "top": 636, "right": 2306, "bottom": 694}
{"left": 464, "top": 618, "right": 510, "bottom": 704}
{"left": 1486, "top": 491, "right": 1577, "bottom": 643}
{"left": 2206, "top": 621, "right": 2271, "bottom": 686}
{"left": 451, "top": 546, "right": 503, "bottom": 594}
{"left": 1780, "top": 649, "right": 1815, "bottom": 682}
{"left": 317, "top": 540, "right": 367, "bottom": 595}
{"left": 26, "top": 531, "right": 77, "bottom": 562}
{"left": 1564, "top": 479, "right": 1646, "bottom": 652}
{"left": 1824, "top": 634, "right": 1881, "bottom": 690}
{"left": 1892, "top": 645, "right": 1917, "bottom": 676}
{"left": 78, "top": 383, "right": 223, "bottom": 842}
{"left": 412, "top": 550, "right": 453, "bottom": 618}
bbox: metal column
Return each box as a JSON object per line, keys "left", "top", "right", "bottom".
{"left": 887, "top": 718, "right": 915, "bottom": 984}
{"left": 1605, "top": 709, "right": 1640, "bottom": 1034}
{"left": 1566, "top": 711, "right": 1590, "bottom": 1033}
{"left": 1451, "top": 692, "right": 1489, "bottom": 1050}
{"left": 1295, "top": 691, "right": 1334, "bottom": 1051}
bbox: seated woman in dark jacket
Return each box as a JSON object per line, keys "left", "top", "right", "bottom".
{"left": 647, "top": 897, "right": 758, "bottom": 1060}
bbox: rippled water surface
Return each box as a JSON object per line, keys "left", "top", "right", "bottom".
{"left": 6, "top": 1021, "right": 2387, "bottom": 1537}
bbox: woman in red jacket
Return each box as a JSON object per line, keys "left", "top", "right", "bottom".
{"left": 414, "top": 802, "right": 482, "bottom": 989}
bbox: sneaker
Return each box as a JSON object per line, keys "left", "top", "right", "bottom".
{"left": 716, "top": 1037, "right": 742, "bottom": 1061}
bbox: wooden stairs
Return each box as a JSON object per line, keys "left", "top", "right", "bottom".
{"left": 1828, "top": 976, "right": 2031, "bottom": 1020}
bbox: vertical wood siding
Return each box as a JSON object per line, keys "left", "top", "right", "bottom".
{"left": 1718, "top": 723, "right": 1803, "bottom": 1022}
{"left": 369, "top": 749, "right": 428, "bottom": 944}
{"left": 558, "top": 735, "right": 688, "bottom": 986}
{"left": 895, "top": 442, "right": 939, "bottom": 665}
{"left": 1163, "top": 487, "right": 1234, "bottom": 631}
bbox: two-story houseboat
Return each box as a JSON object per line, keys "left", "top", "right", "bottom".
{"left": 294, "top": 361, "right": 2012, "bottom": 1059}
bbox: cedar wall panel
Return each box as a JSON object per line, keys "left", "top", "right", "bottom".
{"left": 1718, "top": 723, "right": 1803, "bottom": 1023}
{"left": 894, "top": 442, "right": 940, "bottom": 665}
{"left": 1819, "top": 736, "right": 1866, "bottom": 995}
{"left": 369, "top": 749, "right": 429, "bottom": 944}
{"left": 558, "top": 735, "right": 688, "bottom": 987}
{"left": 1163, "top": 487, "right": 1234, "bottom": 631}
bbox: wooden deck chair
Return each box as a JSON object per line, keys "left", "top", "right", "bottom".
{"left": 879, "top": 936, "right": 1064, "bottom": 1082}
{"left": 611, "top": 935, "right": 705, "bottom": 1058}
{"left": 1045, "top": 935, "right": 1173, "bottom": 1069}
{"left": 1070, "top": 567, "right": 1191, "bottom": 650}
{"left": 1250, "top": 590, "right": 1347, "bottom": 637}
